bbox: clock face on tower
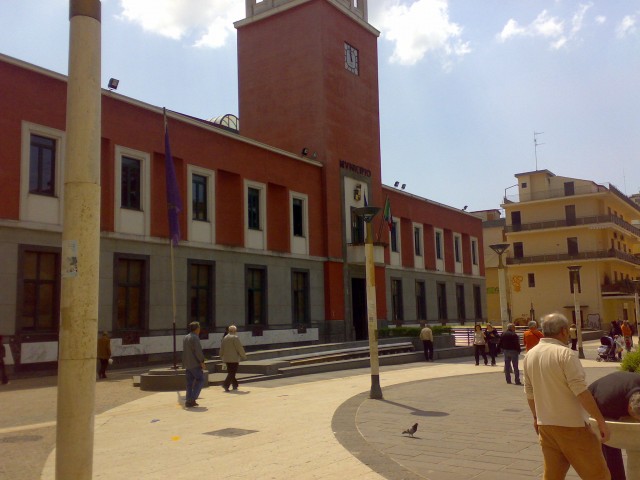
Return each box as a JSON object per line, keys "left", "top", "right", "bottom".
{"left": 344, "top": 42, "right": 359, "bottom": 75}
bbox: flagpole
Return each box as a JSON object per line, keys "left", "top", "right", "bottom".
{"left": 170, "top": 239, "right": 177, "bottom": 369}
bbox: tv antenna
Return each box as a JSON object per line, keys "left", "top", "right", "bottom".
{"left": 534, "top": 131, "right": 545, "bottom": 170}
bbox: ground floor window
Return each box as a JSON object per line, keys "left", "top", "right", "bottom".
{"left": 437, "top": 282, "right": 447, "bottom": 321}
{"left": 415, "top": 280, "right": 426, "bottom": 321}
{"left": 17, "top": 245, "right": 60, "bottom": 332}
{"left": 292, "top": 269, "right": 309, "bottom": 325}
{"left": 391, "top": 278, "right": 403, "bottom": 323}
{"left": 189, "top": 260, "right": 215, "bottom": 327}
{"left": 114, "top": 254, "right": 149, "bottom": 331}
{"left": 246, "top": 266, "right": 267, "bottom": 326}
{"left": 456, "top": 284, "right": 465, "bottom": 320}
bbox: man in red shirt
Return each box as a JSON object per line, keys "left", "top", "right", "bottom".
{"left": 523, "top": 320, "right": 544, "bottom": 352}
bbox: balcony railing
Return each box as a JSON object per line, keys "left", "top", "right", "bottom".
{"left": 505, "top": 214, "right": 640, "bottom": 238}
{"left": 506, "top": 249, "right": 640, "bottom": 266}
{"left": 601, "top": 281, "right": 638, "bottom": 294}
{"left": 504, "top": 183, "right": 607, "bottom": 203}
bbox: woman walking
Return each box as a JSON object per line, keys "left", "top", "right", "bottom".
{"left": 484, "top": 323, "right": 500, "bottom": 366}
{"left": 473, "top": 324, "right": 488, "bottom": 366}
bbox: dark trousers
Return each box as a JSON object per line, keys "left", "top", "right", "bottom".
{"left": 474, "top": 345, "right": 488, "bottom": 365}
{"left": 571, "top": 338, "right": 577, "bottom": 350}
{"left": 602, "top": 444, "right": 625, "bottom": 480}
{"left": 224, "top": 362, "right": 239, "bottom": 389}
{"left": 0, "top": 360, "right": 7, "bottom": 384}
{"left": 98, "top": 359, "right": 108, "bottom": 378}
{"left": 422, "top": 340, "right": 433, "bottom": 361}
{"left": 487, "top": 343, "right": 498, "bottom": 364}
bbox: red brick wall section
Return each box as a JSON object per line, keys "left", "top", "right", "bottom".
{"left": 267, "top": 183, "right": 289, "bottom": 253}
{"left": 216, "top": 170, "right": 243, "bottom": 247}
{"left": 400, "top": 218, "right": 413, "bottom": 268}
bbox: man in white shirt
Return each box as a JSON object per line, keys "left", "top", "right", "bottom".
{"left": 419, "top": 322, "right": 433, "bottom": 362}
{"left": 523, "top": 313, "right": 610, "bottom": 480}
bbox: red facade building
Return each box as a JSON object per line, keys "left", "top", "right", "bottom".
{"left": 0, "top": 0, "right": 485, "bottom": 369}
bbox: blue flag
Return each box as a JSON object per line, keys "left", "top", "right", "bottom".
{"left": 164, "top": 112, "right": 182, "bottom": 246}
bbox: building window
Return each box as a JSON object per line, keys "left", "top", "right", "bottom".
{"left": 121, "top": 156, "right": 141, "bottom": 210}
{"left": 344, "top": 42, "right": 359, "bottom": 75}
{"left": 292, "top": 197, "right": 304, "bottom": 237}
{"left": 569, "top": 269, "right": 582, "bottom": 294}
{"left": 246, "top": 266, "right": 267, "bottom": 326}
{"left": 248, "top": 187, "right": 261, "bottom": 230}
{"left": 513, "top": 242, "right": 524, "bottom": 259}
{"left": 188, "top": 261, "right": 214, "bottom": 327}
{"left": 391, "top": 279, "right": 403, "bottom": 322}
{"left": 18, "top": 246, "right": 60, "bottom": 332}
{"left": 415, "top": 281, "right": 426, "bottom": 321}
{"left": 454, "top": 234, "right": 462, "bottom": 263}
{"left": 192, "top": 174, "right": 208, "bottom": 221}
{"left": 437, "top": 282, "right": 447, "bottom": 321}
{"left": 435, "top": 230, "right": 443, "bottom": 260}
{"left": 567, "top": 237, "right": 579, "bottom": 256}
{"left": 29, "top": 134, "right": 56, "bottom": 196}
{"left": 414, "top": 227, "right": 422, "bottom": 256}
{"left": 292, "top": 270, "right": 309, "bottom": 325}
{"left": 473, "top": 285, "right": 482, "bottom": 319}
{"left": 390, "top": 221, "right": 399, "bottom": 252}
{"left": 471, "top": 239, "right": 479, "bottom": 265}
{"left": 351, "top": 207, "right": 365, "bottom": 244}
{"left": 114, "top": 254, "right": 148, "bottom": 331}
{"left": 528, "top": 273, "right": 536, "bottom": 288}
{"left": 456, "top": 284, "right": 465, "bottom": 320}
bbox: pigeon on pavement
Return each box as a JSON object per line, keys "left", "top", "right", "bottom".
{"left": 402, "top": 422, "right": 418, "bottom": 437}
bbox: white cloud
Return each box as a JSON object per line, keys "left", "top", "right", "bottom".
{"left": 370, "top": 0, "right": 470, "bottom": 69}
{"left": 117, "top": 0, "right": 243, "bottom": 48}
{"left": 497, "top": 4, "right": 592, "bottom": 50}
{"left": 595, "top": 15, "right": 606, "bottom": 25}
{"left": 616, "top": 13, "right": 638, "bottom": 38}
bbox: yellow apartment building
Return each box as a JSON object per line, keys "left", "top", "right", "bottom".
{"left": 494, "top": 170, "right": 640, "bottom": 331}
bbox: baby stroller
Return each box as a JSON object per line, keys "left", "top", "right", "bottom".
{"left": 596, "top": 336, "right": 617, "bottom": 362}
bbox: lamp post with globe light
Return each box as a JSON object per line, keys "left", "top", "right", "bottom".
{"left": 489, "top": 243, "right": 510, "bottom": 334}
{"left": 567, "top": 265, "right": 584, "bottom": 359}
{"left": 354, "top": 205, "right": 383, "bottom": 399}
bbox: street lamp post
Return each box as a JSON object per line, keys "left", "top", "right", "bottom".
{"left": 489, "top": 243, "right": 510, "bottom": 334}
{"left": 354, "top": 206, "right": 383, "bottom": 400}
{"left": 567, "top": 265, "right": 584, "bottom": 359}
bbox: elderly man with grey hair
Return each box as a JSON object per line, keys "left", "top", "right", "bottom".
{"left": 523, "top": 319, "right": 544, "bottom": 352}
{"left": 219, "top": 325, "right": 247, "bottom": 392}
{"left": 523, "top": 313, "right": 611, "bottom": 480}
{"left": 588, "top": 371, "right": 640, "bottom": 480}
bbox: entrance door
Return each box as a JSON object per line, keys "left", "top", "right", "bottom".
{"left": 351, "top": 278, "right": 367, "bottom": 340}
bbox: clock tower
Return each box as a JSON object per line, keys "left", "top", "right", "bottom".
{"left": 235, "top": 0, "right": 383, "bottom": 340}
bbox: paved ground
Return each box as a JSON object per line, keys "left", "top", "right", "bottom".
{"left": 0, "top": 340, "right": 629, "bottom": 480}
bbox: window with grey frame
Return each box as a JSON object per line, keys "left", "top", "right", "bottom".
{"left": 351, "top": 207, "right": 364, "bottom": 244}
{"left": 291, "top": 270, "right": 310, "bottom": 325}
{"left": 246, "top": 266, "right": 267, "bottom": 325}
{"left": 192, "top": 174, "right": 208, "bottom": 221}
{"left": 114, "top": 254, "right": 148, "bottom": 331}
{"left": 435, "top": 231, "right": 443, "bottom": 260}
{"left": 188, "top": 260, "right": 214, "bottom": 327}
{"left": 473, "top": 285, "right": 482, "bottom": 320}
{"left": 415, "top": 280, "right": 426, "bottom": 321}
{"left": 29, "top": 134, "right": 56, "bottom": 196}
{"left": 247, "top": 187, "right": 261, "bottom": 230}
{"left": 390, "top": 221, "right": 399, "bottom": 252}
{"left": 18, "top": 245, "right": 60, "bottom": 332}
{"left": 391, "top": 278, "right": 403, "bottom": 322}
{"left": 414, "top": 227, "right": 421, "bottom": 256}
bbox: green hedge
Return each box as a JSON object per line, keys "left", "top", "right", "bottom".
{"left": 378, "top": 325, "right": 452, "bottom": 338}
{"left": 620, "top": 348, "right": 640, "bottom": 373}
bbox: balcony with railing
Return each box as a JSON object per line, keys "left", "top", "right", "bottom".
{"left": 506, "top": 248, "right": 640, "bottom": 266}
{"left": 504, "top": 183, "right": 607, "bottom": 204}
{"left": 504, "top": 214, "right": 640, "bottom": 238}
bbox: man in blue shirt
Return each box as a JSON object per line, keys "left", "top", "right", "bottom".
{"left": 182, "top": 322, "right": 205, "bottom": 408}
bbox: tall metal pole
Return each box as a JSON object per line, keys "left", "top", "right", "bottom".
{"left": 568, "top": 265, "right": 584, "bottom": 359}
{"left": 356, "top": 206, "right": 382, "bottom": 399}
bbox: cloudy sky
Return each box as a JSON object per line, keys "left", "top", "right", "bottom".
{"left": 1, "top": 0, "right": 639, "bottom": 212}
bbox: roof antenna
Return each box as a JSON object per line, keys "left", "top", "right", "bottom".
{"left": 534, "top": 131, "right": 544, "bottom": 170}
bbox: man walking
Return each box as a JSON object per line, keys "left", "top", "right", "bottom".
{"left": 498, "top": 323, "right": 521, "bottom": 385}
{"left": 220, "top": 325, "right": 247, "bottom": 391}
{"left": 523, "top": 313, "right": 611, "bottom": 480}
{"left": 183, "top": 321, "right": 205, "bottom": 408}
{"left": 97, "top": 331, "right": 111, "bottom": 379}
{"left": 588, "top": 371, "right": 640, "bottom": 480}
{"left": 523, "top": 320, "right": 544, "bottom": 352}
{"left": 419, "top": 322, "right": 433, "bottom": 362}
